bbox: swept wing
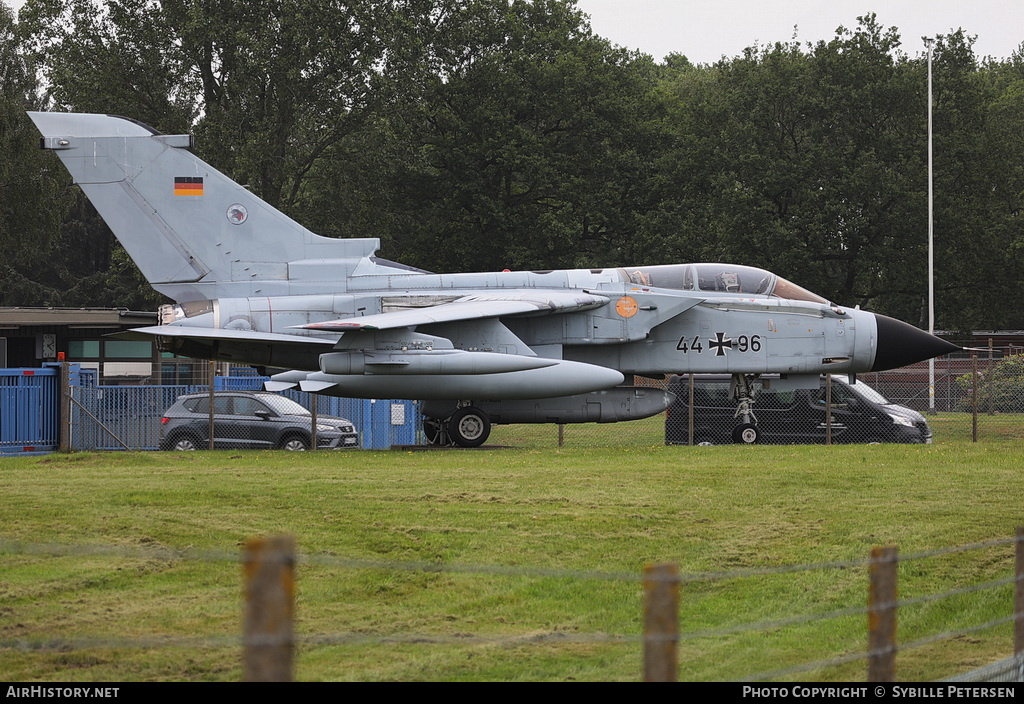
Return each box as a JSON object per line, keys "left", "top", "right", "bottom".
{"left": 296, "top": 291, "right": 610, "bottom": 331}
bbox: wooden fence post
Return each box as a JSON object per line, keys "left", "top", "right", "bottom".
{"left": 1015, "top": 527, "right": 1024, "bottom": 656}
{"left": 243, "top": 535, "right": 296, "bottom": 682}
{"left": 868, "top": 545, "right": 898, "bottom": 682}
{"left": 643, "top": 562, "right": 680, "bottom": 682}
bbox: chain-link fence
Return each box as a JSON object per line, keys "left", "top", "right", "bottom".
{"left": 658, "top": 353, "right": 1022, "bottom": 446}
{"left": 497, "top": 351, "right": 1023, "bottom": 448}
{"left": 18, "top": 348, "right": 1024, "bottom": 452}
{"left": 663, "top": 373, "right": 933, "bottom": 446}
{"left": 68, "top": 380, "right": 421, "bottom": 451}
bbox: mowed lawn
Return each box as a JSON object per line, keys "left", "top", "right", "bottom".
{"left": 2, "top": 415, "right": 1023, "bottom": 681}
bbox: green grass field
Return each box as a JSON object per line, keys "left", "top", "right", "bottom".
{"left": 2, "top": 414, "right": 1023, "bottom": 682}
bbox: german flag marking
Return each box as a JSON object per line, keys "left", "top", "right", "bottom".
{"left": 174, "top": 176, "right": 204, "bottom": 196}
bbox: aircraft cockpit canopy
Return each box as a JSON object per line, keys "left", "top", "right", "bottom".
{"left": 621, "top": 264, "right": 829, "bottom": 304}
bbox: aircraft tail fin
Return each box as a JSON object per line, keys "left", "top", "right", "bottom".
{"left": 28, "top": 112, "right": 377, "bottom": 302}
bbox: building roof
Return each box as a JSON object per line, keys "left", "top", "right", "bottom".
{"left": 0, "top": 307, "right": 157, "bottom": 328}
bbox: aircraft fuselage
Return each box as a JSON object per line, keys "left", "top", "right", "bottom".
{"left": 161, "top": 263, "right": 877, "bottom": 383}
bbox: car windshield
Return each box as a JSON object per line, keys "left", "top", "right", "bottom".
{"left": 257, "top": 395, "right": 311, "bottom": 416}
{"left": 847, "top": 381, "right": 891, "bottom": 405}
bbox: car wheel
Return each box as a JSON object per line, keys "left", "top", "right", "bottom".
{"left": 447, "top": 407, "right": 490, "bottom": 448}
{"left": 167, "top": 434, "right": 200, "bottom": 451}
{"left": 279, "top": 435, "right": 309, "bottom": 451}
{"left": 732, "top": 423, "right": 760, "bottom": 444}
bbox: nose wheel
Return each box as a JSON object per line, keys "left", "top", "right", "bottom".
{"left": 731, "top": 373, "right": 761, "bottom": 444}
{"left": 732, "top": 423, "right": 760, "bottom": 444}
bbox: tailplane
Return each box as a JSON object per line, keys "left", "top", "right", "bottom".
{"left": 28, "top": 112, "right": 377, "bottom": 302}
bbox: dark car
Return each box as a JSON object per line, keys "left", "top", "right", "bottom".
{"left": 159, "top": 391, "right": 358, "bottom": 450}
{"left": 665, "top": 375, "right": 931, "bottom": 445}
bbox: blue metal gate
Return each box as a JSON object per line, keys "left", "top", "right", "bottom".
{"left": 2, "top": 368, "right": 421, "bottom": 453}
{"left": 0, "top": 368, "right": 59, "bottom": 455}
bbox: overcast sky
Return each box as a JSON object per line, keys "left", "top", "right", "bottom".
{"left": 4, "top": 0, "right": 1022, "bottom": 65}
{"left": 577, "top": 0, "right": 1024, "bottom": 64}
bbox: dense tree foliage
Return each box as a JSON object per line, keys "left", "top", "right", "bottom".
{"left": 0, "top": 1, "right": 157, "bottom": 307}
{"left": 2, "top": 1, "right": 1023, "bottom": 331}
{"left": 298, "top": 0, "right": 663, "bottom": 272}
{"left": 646, "top": 19, "right": 930, "bottom": 319}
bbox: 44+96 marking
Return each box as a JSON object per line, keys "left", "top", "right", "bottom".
{"left": 676, "top": 332, "right": 761, "bottom": 357}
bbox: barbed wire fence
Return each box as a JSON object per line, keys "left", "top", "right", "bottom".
{"left": 3, "top": 530, "right": 1024, "bottom": 682}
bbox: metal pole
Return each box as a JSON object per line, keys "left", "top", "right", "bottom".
{"left": 208, "top": 360, "right": 216, "bottom": 450}
{"left": 925, "top": 37, "right": 936, "bottom": 414}
{"left": 310, "top": 395, "right": 318, "bottom": 451}
{"left": 825, "top": 373, "right": 833, "bottom": 446}
{"left": 687, "top": 374, "right": 694, "bottom": 446}
{"left": 59, "top": 355, "right": 71, "bottom": 453}
{"left": 971, "top": 354, "right": 978, "bottom": 442}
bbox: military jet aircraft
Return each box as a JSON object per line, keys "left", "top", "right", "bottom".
{"left": 28, "top": 112, "right": 958, "bottom": 446}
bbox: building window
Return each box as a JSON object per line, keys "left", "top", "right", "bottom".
{"left": 68, "top": 340, "right": 101, "bottom": 358}
{"left": 103, "top": 340, "right": 153, "bottom": 358}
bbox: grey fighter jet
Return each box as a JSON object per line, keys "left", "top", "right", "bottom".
{"left": 28, "top": 112, "right": 957, "bottom": 446}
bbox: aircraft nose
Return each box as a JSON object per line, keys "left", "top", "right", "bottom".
{"left": 871, "top": 314, "right": 960, "bottom": 372}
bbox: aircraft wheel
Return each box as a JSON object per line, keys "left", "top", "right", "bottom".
{"left": 732, "top": 423, "right": 760, "bottom": 445}
{"left": 423, "top": 418, "right": 448, "bottom": 445}
{"left": 448, "top": 407, "right": 491, "bottom": 448}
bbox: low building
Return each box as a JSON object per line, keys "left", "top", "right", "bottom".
{"left": 0, "top": 307, "right": 172, "bottom": 383}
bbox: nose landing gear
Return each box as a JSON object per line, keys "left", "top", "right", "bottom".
{"left": 731, "top": 374, "right": 761, "bottom": 444}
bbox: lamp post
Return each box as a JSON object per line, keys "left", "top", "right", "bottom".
{"left": 924, "top": 36, "right": 935, "bottom": 413}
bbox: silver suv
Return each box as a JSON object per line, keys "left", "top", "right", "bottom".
{"left": 159, "top": 391, "right": 358, "bottom": 451}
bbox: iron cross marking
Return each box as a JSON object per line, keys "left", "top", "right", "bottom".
{"left": 709, "top": 332, "right": 733, "bottom": 357}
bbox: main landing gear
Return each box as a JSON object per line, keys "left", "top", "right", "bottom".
{"left": 730, "top": 373, "right": 761, "bottom": 444}
{"left": 423, "top": 405, "right": 492, "bottom": 448}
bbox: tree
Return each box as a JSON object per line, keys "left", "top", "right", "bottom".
{"left": 298, "top": 0, "right": 664, "bottom": 272}
{"left": 646, "top": 16, "right": 929, "bottom": 317}
{"left": 0, "top": 3, "right": 91, "bottom": 306}
{"left": 10, "top": 2, "right": 1024, "bottom": 332}
{"left": 20, "top": 0, "right": 396, "bottom": 213}
{"left": 922, "top": 33, "right": 1024, "bottom": 330}
{"left": 13, "top": 0, "right": 400, "bottom": 307}
{"left": 957, "top": 355, "right": 1024, "bottom": 412}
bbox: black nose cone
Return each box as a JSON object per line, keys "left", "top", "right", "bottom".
{"left": 872, "top": 314, "right": 960, "bottom": 372}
